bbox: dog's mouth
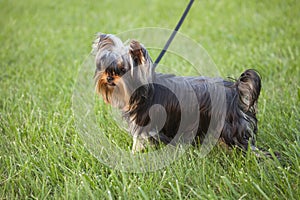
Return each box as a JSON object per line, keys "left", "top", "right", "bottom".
{"left": 107, "top": 82, "right": 116, "bottom": 87}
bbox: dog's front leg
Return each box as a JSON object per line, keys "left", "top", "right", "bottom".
{"left": 131, "top": 132, "right": 157, "bottom": 154}
{"left": 132, "top": 136, "right": 146, "bottom": 154}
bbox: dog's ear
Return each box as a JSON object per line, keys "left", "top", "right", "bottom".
{"left": 129, "top": 40, "right": 152, "bottom": 67}
{"left": 237, "top": 69, "right": 261, "bottom": 112}
{"left": 95, "top": 33, "right": 107, "bottom": 41}
{"left": 92, "top": 33, "right": 107, "bottom": 54}
{"left": 92, "top": 33, "right": 124, "bottom": 55}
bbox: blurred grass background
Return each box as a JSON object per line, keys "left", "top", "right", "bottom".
{"left": 0, "top": 0, "right": 299, "bottom": 199}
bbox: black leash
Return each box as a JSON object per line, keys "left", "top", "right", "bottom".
{"left": 154, "top": 0, "right": 194, "bottom": 67}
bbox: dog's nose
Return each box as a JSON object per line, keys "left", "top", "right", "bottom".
{"left": 107, "top": 76, "right": 114, "bottom": 83}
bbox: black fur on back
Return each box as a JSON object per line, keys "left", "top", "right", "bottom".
{"left": 125, "top": 70, "right": 261, "bottom": 150}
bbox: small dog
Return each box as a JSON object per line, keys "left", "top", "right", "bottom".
{"left": 93, "top": 33, "right": 262, "bottom": 154}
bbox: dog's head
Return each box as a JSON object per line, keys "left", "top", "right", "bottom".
{"left": 93, "top": 34, "right": 153, "bottom": 108}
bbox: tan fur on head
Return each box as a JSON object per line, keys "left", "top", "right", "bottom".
{"left": 129, "top": 40, "right": 146, "bottom": 65}
{"left": 94, "top": 71, "right": 121, "bottom": 104}
{"left": 93, "top": 34, "right": 134, "bottom": 109}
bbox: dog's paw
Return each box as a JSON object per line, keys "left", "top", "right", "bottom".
{"left": 131, "top": 137, "right": 147, "bottom": 154}
{"left": 131, "top": 134, "right": 158, "bottom": 154}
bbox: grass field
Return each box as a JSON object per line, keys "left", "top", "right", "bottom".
{"left": 1, "top": 0, "right": 299, "bottom": 199}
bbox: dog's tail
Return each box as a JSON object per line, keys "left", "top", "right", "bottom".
{"left": 236, "top": 69, "right": 261, "bottom": 113}
{"left": 237, "top": 70, "right": 281, "bottom": 159}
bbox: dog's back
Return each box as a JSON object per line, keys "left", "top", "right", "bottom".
{"left": 152, "top": 69, "right": 262, "bottom": 150}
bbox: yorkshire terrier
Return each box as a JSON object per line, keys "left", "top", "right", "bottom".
{"left": 92, "top": 33, "right": 263, "bottom": 155}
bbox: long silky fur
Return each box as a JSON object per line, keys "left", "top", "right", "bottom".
{"left": 126, "top": 71, "right": 261, "bottom": 150}
{"left": 93, "top": 34, "right": 262, "bottom": 152}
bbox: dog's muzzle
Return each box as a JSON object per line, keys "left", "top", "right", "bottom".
{"left": 107, "top": 76, "right": 116, "bottom": 86}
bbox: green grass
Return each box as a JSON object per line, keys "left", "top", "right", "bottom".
{"left": 1, "top": 0, "right": 299, "bottom": 199}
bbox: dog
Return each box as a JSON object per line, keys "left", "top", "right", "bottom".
{"left": 92, "top": 33, "right": 263, "bottom": 155}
